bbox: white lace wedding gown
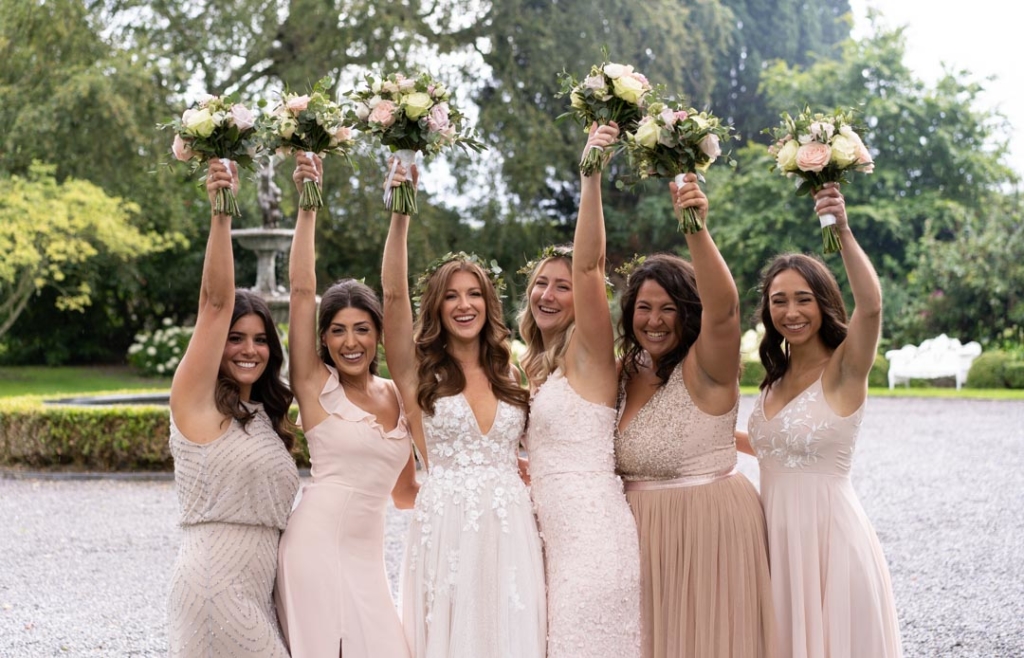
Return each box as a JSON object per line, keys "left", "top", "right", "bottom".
{"left": 400, "top": 393, "right": 547, "bottom": 658}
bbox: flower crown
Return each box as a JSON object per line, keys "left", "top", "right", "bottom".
{"left": 412, "top": 251, "right": 506, "bottom": 311}
{"left": 614, "top": 253, "right": 647, "bottom": 284}
{"left": 519, "top": 244, "right": 615, "bottom": 295}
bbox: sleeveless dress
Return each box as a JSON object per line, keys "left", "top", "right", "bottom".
{"left": 614, "top": 363, "right": 775, "bottom": 658}
{"left": 275, "top": 367, "right": 413, "bottom": 658}
{"left": 748, "top": 375, "right": 903, "bottom": 658}
{"left": 400, "top": 393, "right": 546, "bottom": 658}
{"left": 525, "top": 369, "right": 641, "bottom": 658}
{"left": 168, "top": 404, "right": 300, "bottom": 658}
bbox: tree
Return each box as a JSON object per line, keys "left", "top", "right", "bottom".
{"left": 0, "top": 164, "right": 177, "bottom": 343}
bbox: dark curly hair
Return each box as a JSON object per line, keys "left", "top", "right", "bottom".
{"left": 756, "top": 253, "right": 848, "bottom": 390}
{"left": 317, "top": 279, "right": 384, "bottom": 375}
{"left": 617, "top": 254, "right": 703, "bottom": 385}
{"left": 215, "top": 290, "right": 296, "bottom": 450}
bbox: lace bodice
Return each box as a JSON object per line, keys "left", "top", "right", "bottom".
{"left": 416, "top": 393, "right": 529, "bottom": 533}
{"left": 526, "top": 370, "right": 617, "bottom": 480}
{"left": 748, "top": 376, "right": 865, "bottom": 475}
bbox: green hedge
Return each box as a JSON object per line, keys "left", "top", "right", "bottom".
{"left": 741, "top": 353, "right": 890, "bottom": 389}
{"left": 0, "top": 396, "right": 310, "bottom": 471}
{"left": 966, "top": 351, "right": 1010, "bottom": 389}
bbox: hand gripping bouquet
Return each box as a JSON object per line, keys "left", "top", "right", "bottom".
{"left": 623, "top": 101, "right": 734, "bottom": 233}
{"left": 346, "top": 71, "right": 484, "bottom": 215}
{"left": 556, "top": 59, "right": 654, "bottom": 176}
{"left": 162, "top": 95, "right": 259, "bottom": 216}
{"left": 766, "top": 106, "right": 875, "bottom": 253}
{"left": 259, "top": 76, "right": 355, "bottom": 211}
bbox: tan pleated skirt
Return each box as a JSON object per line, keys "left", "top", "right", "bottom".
{"left": 625, "top": 472, "right": 776, "bottom": 658}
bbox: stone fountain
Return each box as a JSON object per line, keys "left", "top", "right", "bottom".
{"left": 231, "top": 158, "right": 293, "bottom": 325}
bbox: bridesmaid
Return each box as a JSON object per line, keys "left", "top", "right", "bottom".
{"left": 738, "top": 184, "right": 903, "bottom": 658}
{"left": 518, "top": 122, "right": 640, "bottom": 658}
{"left": 167, "top": 159, "right": 299, "bottom": 657}
{"left": 274, "top": 153, "right": 418, "bottom": 658}
{"left": 613, "top": 175, "right": 775, "bottom": 658}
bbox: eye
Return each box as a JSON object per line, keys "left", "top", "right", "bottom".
{"left": 557, "top": 284, "right": 571, "bottom": 292}
{"left": 255, "top": 335, "right": 268, "bottom": 345}
{"left": 356, "top": 326, "right": 371, "bottom": 334}
{"left": 470, "top": 290, "right": 483, "bottom": 298}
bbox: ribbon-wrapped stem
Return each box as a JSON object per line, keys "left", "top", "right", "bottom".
{"left": 579, "top": 144, "right": 606, "bottom": 177}
{"left": 673, "top": 173, "right": 705, "bottom": 234}
{"left": 819, "top": 212, "right": 842, "bottom": 254}
{"left": 383, "top": 149, "right": 418, "bottom": 215}
{"left": 214, "top": 158, "right": 241, "bottom": 217}
{"left": 299, "top": 150, "right": 324, "bottom": 211}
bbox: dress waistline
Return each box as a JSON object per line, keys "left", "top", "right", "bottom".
{"left": 623, "top": 466, "right": 736, "bottom": 491}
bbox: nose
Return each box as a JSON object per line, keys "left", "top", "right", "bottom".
{"left": 240, "top": 338, "right": 258, "bottom": 355}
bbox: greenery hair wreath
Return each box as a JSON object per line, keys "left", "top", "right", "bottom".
{"left": 412, "top": 251, "right": 506, "bottom": 311}
{"left": 519, "top": 244, "right": 616, "bottom": 295}
{"left": 614, "top": 253, "right": 647, "bottom": 284}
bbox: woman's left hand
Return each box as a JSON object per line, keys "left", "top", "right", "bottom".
{"left": 669, "top": 172, "right": 708, "bottom": 224}
{"left": 292, "top": 152, "right": 323, "bottom": 196}
{"left": 813, "top": 182, "right": 848, "bottom": 229}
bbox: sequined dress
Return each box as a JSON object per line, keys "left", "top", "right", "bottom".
{"left": 400, "top": 393, "right": 546, "bottom": 658}
{"left": 275, "top": 367, "right": 413, "bottom": 658}
{"left": 168, "top": 405, "right": 300, "bottom": 658}
{"left": 526, "top": 369, "right": 640, "bottom": 658}
{"left": 615, "top": 362, "right": 775, "bottom": 658}
{"left": 748, "top": 375, "right": 903, "bottom": 658}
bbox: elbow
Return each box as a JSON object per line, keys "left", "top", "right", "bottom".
{"left": 392, "top": 483, "right": 420, "bottom": 510}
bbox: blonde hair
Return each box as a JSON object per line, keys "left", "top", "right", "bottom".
{"left": 517, "top": 255, "right": 574, "bottom": 388}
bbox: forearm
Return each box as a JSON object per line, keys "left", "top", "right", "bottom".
{"left": 381, "top": 213, "right": 411, "bottom": 302}
{"left": 289, "top": 208, "right": 317, "bottom": 297}
{"left": 573, "top": 174, "right": 606, "bottom": 274}
{"left": 838, "top": 226, "right": 882, "bottom": 317}
{"left": 199, "top": 213, "right": 234, "bottom": 310}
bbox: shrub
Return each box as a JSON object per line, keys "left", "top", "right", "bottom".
{"left": 127, "top": 318, "right": 193, "bottom": 377}
{"left": 966, "top": 351, "right": 1010, "bottom": 389}
{"left": 0, "top": 395, "right": 310, "bottom": 471}
{"left": 1003, "top": 362, "right": 1024, "bottom": 390}
{"left": 869, "top": 352, "right": 889, "bottom": 388}
{"left": 740, "top": 360, "right": 766, "bottom": 388}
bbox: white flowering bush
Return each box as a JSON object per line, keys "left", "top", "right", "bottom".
{"left": 127, "top": 317, "right": 194, "bottom": 377}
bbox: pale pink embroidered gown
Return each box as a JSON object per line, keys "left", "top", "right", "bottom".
{"left": 526, "top": 369, "right": 641, "bottom": 658}
{"left": 748, "top": 376, "right": 903, "bottom": 658}
{"left": 400, "top": 394, "right": 546, "bottom": 658}
{"left": 276, "top": 367, "right": 413, "bottom": 658}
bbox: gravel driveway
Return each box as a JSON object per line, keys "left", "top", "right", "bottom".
{"left": 1, "top": 395, "right": 1022, "bottom": 657}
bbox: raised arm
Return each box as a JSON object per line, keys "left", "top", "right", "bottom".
{"left": 675, "top": 173, "right": 741, "bottom": 387}
{"left": 288, "top": 153, "right": 329, "bottom": 413}
{"left": 816, "top": 184, "right": 882, "bottom": 389}
{"left": 381, "top": 162, "right": 419, "bottom": 401}
{"left": 170, "top": 159, "right": 238, "bottom": 431}
{"left": 568, "top": 123, "right": 617, "bottom": 397}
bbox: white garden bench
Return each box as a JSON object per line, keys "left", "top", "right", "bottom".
{"left": 884, "top": 334, "right": 982, "bottom": 390}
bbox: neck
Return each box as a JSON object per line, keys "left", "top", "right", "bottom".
{"left": 786, "top": 337, "right": 831, "bottom": 374}
{"left": 538, "top": 326, "right": 563, "bottom": 350}
{"left": 447, "top": 337, "right": 483, "bottom": 370}
{"left": 338, "top": 368, "right": 374, "bottom": 394}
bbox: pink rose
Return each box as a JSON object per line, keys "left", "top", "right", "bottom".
{"left": 368, "top": 99, "right": 397, "bottom": 128}
{"left": 674, "top": 110, "right": 689, "bottom": 122}
{"left": 285, "top": 95, "right": 310, "bottom": 113}
{"left": 699, "top": 133, "right": 721, "bottom": 159}
{"left": 795, "top": 142, "right": 832, "bottom": 173}
{"left": 171, "top": 134, "right": 193, "bottom": 162}
{"left": 427, "top": 102, "right": 450, "bottom": 132}
{"left": 659, "top": 107, "right": 677, "bottom": 126}
{"left": 230, "top": 104, "right": 255, "bottom": 131}
{"left": 332, "top": 125, "right": 352, "bottom": 143}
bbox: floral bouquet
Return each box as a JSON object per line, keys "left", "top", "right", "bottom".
{"left": 623, "top": 101, "right": 733, "bottom": 233}
{"left": 766, "top": 106, "right": 874, "bottom": 253}
{"left": 161, "top": 95, "right": 260, "bottom": 216}
{"left": 346, "top": 71, "right": 485, "bottom": 215}
{"left": 556, "top": 59, "right": 654, "bottom": 176}
{"left": 258, "top": 76, "right": 354, "bottom": 211}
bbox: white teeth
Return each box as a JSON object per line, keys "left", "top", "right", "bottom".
{"left": 454, "top": 315, "right": 475, "bottom": 322}
{"left": 236, "top": 362, "right": 257, "bottom": 369}
{"left": 646, "top": 331, "right": 667, "bottom": 338}
{"left": 785, "top": 323, "right": 808, "bottom": 330}
{"left": 341, "top": 353, "right": 362, "bottom": 361}
{"left": 538, "top": 306, "right": 559, "bottom": 314}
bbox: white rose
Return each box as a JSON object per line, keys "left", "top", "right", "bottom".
{"left": 634, "top": 118, "right": 661, "bottom": 149}
{"left": 354, "top": 102, "right": 370, "bottom": 120}
{"left": 829, "top": 134, "right": 858, "bottom": 167}
{"left": 402, "top": 92, "right": 434, "bottom": 120}
{"left": 183, "top": 108, "right": 216, "bottom": 138}
{"left": 612, "top": 74, "right": 645, "bottom": 104}
{"left": 775, "top": 139, "right": 800, "bottom": 171}
{"left": 603, "top": 63, "right": 626, "bottom": 79}
{"left": 699, "top": 133, "right": 721, "bottom": 159}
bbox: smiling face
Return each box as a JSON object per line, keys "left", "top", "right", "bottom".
{"left": 632, "top": 279, "right": 681, "bottom": 363}
{"left": 529, "top": 258, "right": 574, "bottom": 339}
{"left": 440, "top": 270, "right": 488, "bottom": 342}
{"left": 322, "top": 307, "right": 378, "bottom": 379}
{"left": 767, "top": 268, "right": 823, "bottom": 346}
{"left": 220, "top": 313, "right": 270, "bottom": 400}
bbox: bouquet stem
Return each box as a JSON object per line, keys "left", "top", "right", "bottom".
{"left": 214, "top": 188, "right": 240, "bottom": 217}
{"left": 673, "top": 173, "right": 705, "bottom": 234}
{"left": 388, "top": 181, "right": 418, "bottom": 215}
{"left": 300, "top": 180, "right": 323, "bottom": 211}
{"left": 580, "top": 145, "right": 606, "bottom": 177}
{"left": 819, "top": 212, "right": 843, "bottom": 254}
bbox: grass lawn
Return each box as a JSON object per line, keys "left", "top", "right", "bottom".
{"left": 0, "top": 365, "right": 169, "bottom": 398}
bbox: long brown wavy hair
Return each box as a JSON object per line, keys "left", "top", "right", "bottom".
{"left": 756, "top": 253, "right": 848, "bottom": 390}
{"left": 516, "top": 252, "right": 574, "bottom": 387}
{"left": 414, "top": 259, "right": 529, "bottom": 415}
{"left": 317, "top": 279, "right": 384, "bottom": 375}
{"left": 618, "top": 254, "right": 703, "bottom": 385}
{"left": 215, "top": 290, "right": 296, "bottom": 450}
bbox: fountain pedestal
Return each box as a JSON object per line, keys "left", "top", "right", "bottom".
{"left": 230, "top": 227, "right": 294, "bottom": 325}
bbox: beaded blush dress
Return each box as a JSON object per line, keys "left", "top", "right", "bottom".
{"left": 526, "top": 369, "right": 641, "bottom": 658}
{"left": 400, "top": 393, "right": 546, "bottom": 658}
{"left": 748, "top": 375, "right": 903, "bottom": 658}
{"left": 168, "top": 404, "right": 300, "bottom": 658}
{"left": 615, "top": 362, "right": 775, "bottom": 658}
{"left": 275, "top": 367, "right": 413, "bottom": 658}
